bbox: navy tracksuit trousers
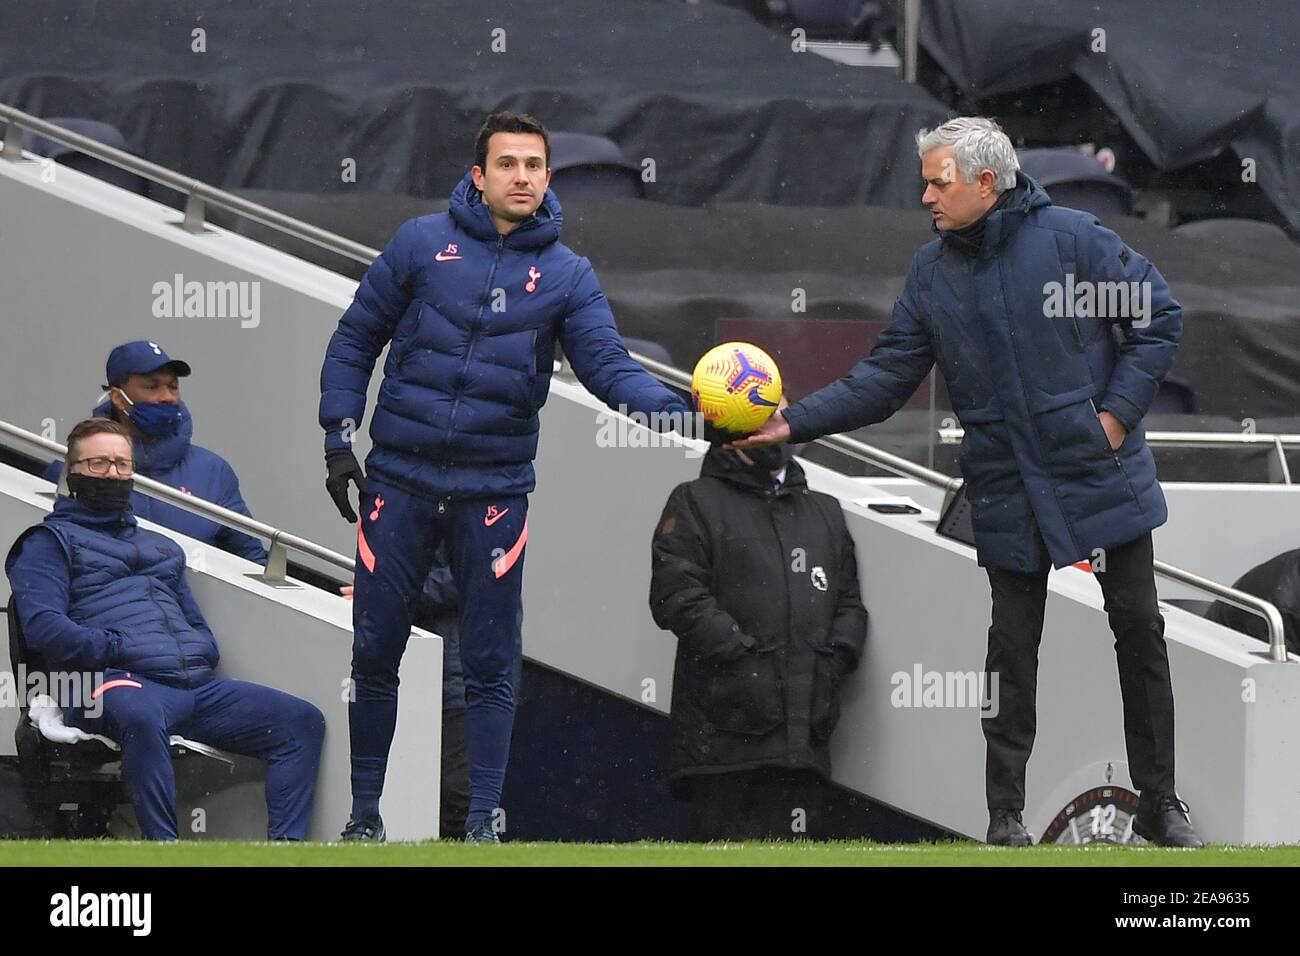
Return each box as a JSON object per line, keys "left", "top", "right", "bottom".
{"left": 69, "top": 672, "right": 326, "bottom": 840}
{"left": 350, "top": 479, "right": 528, "bottom": 832}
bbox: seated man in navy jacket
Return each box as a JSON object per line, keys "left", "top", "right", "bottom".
{"left": 8, "top": 418, "right": 324, "bottom": 841}
{"left": 45, "top": 340, "right": 266, "bottom": 564}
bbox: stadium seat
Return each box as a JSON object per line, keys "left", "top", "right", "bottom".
{"left": 780, "top": 0, "right": 893, "bottom": 41}
{"left": 1017, "top": 148, "right": 1134, "bottom": 218}
{"left": 1173, "top": 218, "right": 1292, "bottom": 245}
{"left": 6, "top": 596, "right": 233, "bottom": 838}
{"left": 548, "top": 131, "right": 644, "bottom": 200}
{"left": 14, "top": 117, "right": 149, "bottom": 196}
{"left": 1163, "top": 598, "right": 1214, "bottom": 617}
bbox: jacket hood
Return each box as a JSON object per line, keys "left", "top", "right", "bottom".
{"left": 933, "top": 171, "right": 1052, "bottom": 256}
{"left": 700, "top": 444, "right": 807, "bottom": 495}
{"left": 448, "top": 171, "right": 563, "bottom": 251}
{"left": 92, "top": 399, "right": 194, "bottom": 473}
{"left": 978, "top": 171, "right": 1051, "bottom": 254}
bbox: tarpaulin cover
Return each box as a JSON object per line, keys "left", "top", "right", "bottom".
{"left": 921, "top": 0, "right": 1300, "bottom": 235}
{"left": 0, "top": 0, "right": 950, "bottom": 208}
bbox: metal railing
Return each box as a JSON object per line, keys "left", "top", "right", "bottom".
{"left": 939, "top": 424, "right": 1300, "bottom": 484}
{"left": 0, "top": 104, "right": 379, "bottom": 267}
{"left": 638, "top": 360, "right": 1288, "bottom": 660}
{"left": 0, "top": 420, "right": 353, "bottom": 583}
{"left": 0, "top": 107, "right": 1287, "bottom": 660}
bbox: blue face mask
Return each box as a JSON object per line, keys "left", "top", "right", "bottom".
{"left": 118, "top": 390, "right": 183, "bottom": 438}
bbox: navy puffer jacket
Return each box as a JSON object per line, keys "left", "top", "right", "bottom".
{"left": 6, "top": 496, "right": 220, "bottom": 687}
{"left": 320, "top": 172, "right": 689, "bottom": 501}
{"left": 783, "top": 174, "right": 1182, "bottom": 572}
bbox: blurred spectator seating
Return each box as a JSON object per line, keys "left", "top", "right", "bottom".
{"left": 1018, "top": 147, "right": 1134, "bottom": 218}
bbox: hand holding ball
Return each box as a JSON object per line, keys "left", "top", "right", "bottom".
{"left": 690, "top": 342, "right": 783, "bottom": 437}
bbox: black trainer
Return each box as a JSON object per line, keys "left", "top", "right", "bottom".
{"left": 340, "top": 814, "right": 386, "bottom": 843}
{"left": 986, "top": 808, "right": 1032, "bottom": 846}
{"left": 1133, "top": 792, "right": 1204, "bottom": 848}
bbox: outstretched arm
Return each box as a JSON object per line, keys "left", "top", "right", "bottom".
{"left": 733, "top": 261, "right": 934, "bottom": 447}
{"left": 559, "top": 257, "right": 690, "bottom": 426}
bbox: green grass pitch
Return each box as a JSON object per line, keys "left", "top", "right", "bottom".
{"left": 2, "top": 840, "right": 1298, "bottom": 866}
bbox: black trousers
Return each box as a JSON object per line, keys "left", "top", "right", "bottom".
{"left": 982, "top": 531, "right": 1176, "bottom": 809}
{"left": 439, "top": 708, "right": 471, "bottom": 839}
{"left": 685, "top": 769, "right": 826, "bottom": 841}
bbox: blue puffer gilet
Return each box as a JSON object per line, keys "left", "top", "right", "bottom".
{"left": 15, "top": 497, "right": 219, "bottom": 686}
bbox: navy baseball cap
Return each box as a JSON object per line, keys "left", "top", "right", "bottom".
{"left": 105, "top": 341, "right": 192, "bottom": 387}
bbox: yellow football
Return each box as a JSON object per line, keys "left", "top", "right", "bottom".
{"left": 690, "top": 342, "right": 783, "bottom": 436}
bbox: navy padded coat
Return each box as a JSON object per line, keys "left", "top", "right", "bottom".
{"left": 783, "top": 174, "right": 1182, "bottom": 572}
{"left": 320, "top": 172, "right": 689, "bottom": 501}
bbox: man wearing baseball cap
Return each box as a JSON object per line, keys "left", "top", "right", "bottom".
{"left": 45, "top": 341, "right": 266, "bottom": 563}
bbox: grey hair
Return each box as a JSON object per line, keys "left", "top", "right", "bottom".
{"left": 916, "top": 117, "right": 1019, "bottom": 192}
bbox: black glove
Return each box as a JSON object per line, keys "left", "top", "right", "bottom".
{"left": 325, "top": 448, "right": 369, "bottom": 523}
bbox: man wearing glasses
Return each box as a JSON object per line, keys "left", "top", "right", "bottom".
{"left": 7, "top": 419, "right": 326, "bottom": 840}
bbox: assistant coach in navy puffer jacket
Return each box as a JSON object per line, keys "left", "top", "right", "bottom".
{"left": 8, "top": 419, "right": 324, "bottom": 840}
{"left": 320, "top": 111, "right": 690, "bottom": 843}
{"left": 736, "top": 117, "right": 1202, "bottom": 848}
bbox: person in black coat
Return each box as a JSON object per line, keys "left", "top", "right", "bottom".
{"left": 1207, "top": 549, "right": 1300, "bottom": 655}
{"left": 649, "top": 423, "right": 868, "bottom": 840}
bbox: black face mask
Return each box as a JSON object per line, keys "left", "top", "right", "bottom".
{"left": 746, "top": 444, "right": 794, "bottom": 471}
{"left": 66, "top": 473, "right": 134, "bottom": 512}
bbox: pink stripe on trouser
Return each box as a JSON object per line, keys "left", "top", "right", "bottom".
{"left": 494, "top": 519, "right": 529, "bottom": 579}
{"left": 357, "top": 520, "right": 376, "bottom": 573}
{"left": 91, "top": 678, "right": 143, "bottom": 699}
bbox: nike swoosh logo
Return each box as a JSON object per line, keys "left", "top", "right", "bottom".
{"left": 484, "top": 508, "right": 510, "bottom": 526}
{"left": 434, "top": 252, "right": 463, "bottom": 261}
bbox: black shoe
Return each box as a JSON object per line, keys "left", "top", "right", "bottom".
{"left": 340, "top": 814, "right": 386, "bottom": 842}
{"left": 986, "top": 808, "right": 1032, "bottom": 846}
{"left": 1133, "top": 792, "right": 1204, "bottom": 848}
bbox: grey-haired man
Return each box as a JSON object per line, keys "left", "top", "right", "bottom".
{"left": 736, "top": 117, "right": 1201, "bottom": 848}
